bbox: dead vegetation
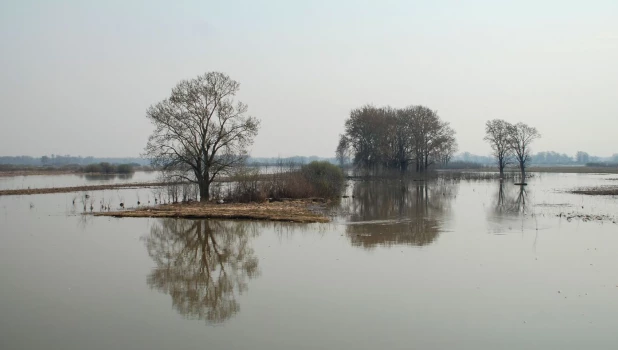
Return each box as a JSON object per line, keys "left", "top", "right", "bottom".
{"left": 557, "top": 212, "right": 616, "bottom": 224}
{"left": 92, "top": 199, "right": 331, "bottom": 223}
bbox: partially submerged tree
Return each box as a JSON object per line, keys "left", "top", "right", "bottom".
{"left": 337, "top": 105, "right": 457, "bottom": 173}
{"left": 145, "top": 72, "right": 260, "bottom": 201}
{"left": 484, "top": 119, "right": 513, "bottom": 178}
{"left": 507, "top": 122, "right": 540, "bottom": 183}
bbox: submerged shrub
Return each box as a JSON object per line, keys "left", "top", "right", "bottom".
{"left": 83, "top": 163, "right": 103, "bottom": 173}
{"left": 223, "top": 161, "right": 344, "bottom": 203}
{"left": 116, "top": 164, "right": 134, "bottom": 174}
{"left": 300, "top": 161, "right": 344, "bottom": 198}
{"left": 225, "top": 167, "right": 268, "bottom": 203}
{"left": 82, "top": 162, "right": 134, "bottom": 174}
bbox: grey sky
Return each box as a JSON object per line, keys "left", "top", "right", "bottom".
{"left": 1, "top": 0, "right": 617, "bottom": 158}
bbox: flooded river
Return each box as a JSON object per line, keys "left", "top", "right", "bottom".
{"left": 1, "top": 172, "right": 618, "bottom": 349}
{"left": 0, "top": 171, "right": 160, "bottom": 190}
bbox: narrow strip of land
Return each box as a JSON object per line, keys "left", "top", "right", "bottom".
{"left": 0, "top": 182, "right": 170, "bottom": 196}
{"left": 527, "top": 167, "right": 618, "bottom": 174}
{"left": 0, "top": 169, "right": 80, "bottom": 177}
{"left": 93, "top": 200, "right": 330, "bottom": 223}
{"left": 570, "top": 187, "right": 618, "bottom": 196}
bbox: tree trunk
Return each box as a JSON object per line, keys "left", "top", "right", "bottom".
{"left": 199, "top": 180, "right": 210, "bottom": 202}
{"left": 519, "top": 162, "right": 526, "bottom": 182}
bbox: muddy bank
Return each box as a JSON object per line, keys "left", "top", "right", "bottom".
{"left": 92, "top": 200, "right": 330, "bottom": 223}
{"left": 0, "top": 182, "right": 170, "bottom": 196}
{"left": 570, "top": 187, "right": 618, "bottom": 196}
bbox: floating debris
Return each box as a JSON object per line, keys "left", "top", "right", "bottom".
{"left": 557, "top": 212, "right": 615, "bottom": 223}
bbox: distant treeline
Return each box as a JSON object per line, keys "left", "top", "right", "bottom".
{"left": 2, "top": 152, "right": 617, "bottom": 169}
{"left": 0, "top": 155, "right": 151, "bottom": 166}
{"left": 247, "top": 156, "right": 337, "bottom": 166}
{"left": 585, "top": 162, "right": 618, "bottom": 168}
{"left": 0, "top": 162, "right": 147, "bottom": 174}
{"left": 0, "top": 155, "right": 338, "bottom": 167}
{"left": 454, "top": 151, "right": 618, "bottom": 167}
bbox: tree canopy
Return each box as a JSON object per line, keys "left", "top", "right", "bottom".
{"left": 145, "top": 72, "right": 260, "bottom": 201}
{"left": 337, "top": 105, "right": 456, "bottom": 173}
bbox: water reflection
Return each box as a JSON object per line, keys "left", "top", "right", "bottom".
{"left": 493, "top": 182, "right": 529, "bottom": 216}
{"left": 78, "top": 173, "right": 135, "bottom": 181}
{"left": 143, "top": 219, "right": 260, "bottom": 324}
{"left": 343, "top": 179, "right": 457, "bottom": 248}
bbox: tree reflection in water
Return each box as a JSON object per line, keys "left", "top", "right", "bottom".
{"left": 343, "top": 178, "right": 457, "bottom": 248}
{"left": 143, "top": 219, "right": 260, "bottom": 324}
{"left": 493, "top": 182, "right": 529, "bottom": 216}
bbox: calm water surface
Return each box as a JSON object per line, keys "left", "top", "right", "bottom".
{"left": 1, "top": 173, "right": 618, "bottom": 349}
{"left": 0, "top": 171, "right": 160, "bottom": 190}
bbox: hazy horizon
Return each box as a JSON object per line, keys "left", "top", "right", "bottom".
{"left": 1, "top": 1, "right": 617, "bottom": 158}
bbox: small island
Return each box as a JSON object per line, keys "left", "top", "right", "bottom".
{"left": 93, "top": 199, "right": 331, "bottom": 223}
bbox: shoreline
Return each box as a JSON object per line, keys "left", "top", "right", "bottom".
{"left": 0, "top": 182, "right": 170, "bottom": 196}
{"left": 570, "top": 187, "right": 618, "bottom": 196}
{"left": 0, "top": 169, "right": 151, "bottom": 177}
{"left": 438, "top": 167, "right": 618, "bottom": 174}
{"left": 92, "top": 200, "right": 330, "bottom": 223}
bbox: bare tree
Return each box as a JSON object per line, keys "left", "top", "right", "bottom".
{"left": 145, "top": 72, "right": 260, "bottom": 201}
{"left": 484, "top": 119, "right": 513, "bottom": 178}
{"left": 335, "top": 135, "right": 351, "bottom": 167}
{"left": 507, "top": 122, "right": 540, "bottom": 182}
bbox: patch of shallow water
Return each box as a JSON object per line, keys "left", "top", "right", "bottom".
{"left": 0, "top": 171, "right": 161, "bottom": 190}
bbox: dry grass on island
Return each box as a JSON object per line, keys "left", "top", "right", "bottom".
{"left": 95, "top": 161, "right": 345, "bottom": 224}
{"left": 94, "top": 199, "right": 331, "bottom": 223}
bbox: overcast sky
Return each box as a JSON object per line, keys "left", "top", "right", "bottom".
{"left": 1, "top": 0, "right": 617, "bottom": 158}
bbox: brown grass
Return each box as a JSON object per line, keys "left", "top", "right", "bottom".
{"left": 92, "top": 199, "right": 330, "bottom": 223}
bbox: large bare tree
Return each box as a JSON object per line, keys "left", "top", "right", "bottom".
{"left": 484, "top": 119, "right": 513, "bottom": 178}
{"left": 145, "top": 72, "right": 260, "bottom": 201}
{"left": 507, "top": 122, "right": 540, "bottom": 182}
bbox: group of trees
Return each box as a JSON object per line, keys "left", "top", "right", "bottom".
{"left": 82, "top": 162, "right": 134, "bottom": 174}
{"left": 142, "top": 70, "right": 618, "bottom": 202}
{"left": 484, "top": 120, "right": 541, "bottom": 181}
{"left": 336, "top": 105, "right": 457, "bottom": 173}
{"left": 532, "top": 151, "right": 576, "bottom": 165}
